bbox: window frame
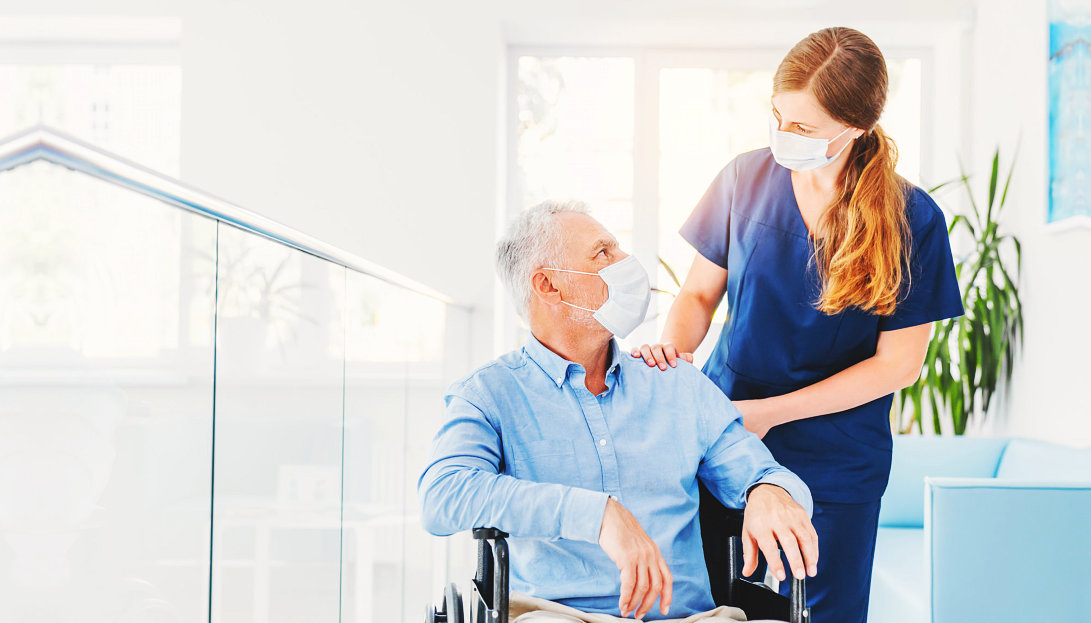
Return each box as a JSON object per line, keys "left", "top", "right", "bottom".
{"left": 0, "top": 16, "right": 181, "bottom": 65}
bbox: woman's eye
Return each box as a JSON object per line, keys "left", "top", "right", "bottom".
{"left": 797, "top": 126, "right": 811, "bottom": 135}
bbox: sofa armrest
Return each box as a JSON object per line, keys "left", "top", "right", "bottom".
{"left": 924, "top": 477, "right": 1091, "bottom": 623}
{"left": 880, "top": 436, "right": 1009, "bottom": 528}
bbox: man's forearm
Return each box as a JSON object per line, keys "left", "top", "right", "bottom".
{"left": 419, "top": 463, "right": 610, "bottom": 543}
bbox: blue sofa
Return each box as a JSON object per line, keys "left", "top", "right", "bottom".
{"left": 868, "top": 436, "right": 1091, "bottom": 623}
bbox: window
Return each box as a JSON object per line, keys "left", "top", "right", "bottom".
{"left": 0, "top": 64, "right": 182, "bottom": 174}
{"left": 509, "top": 49, "right": 923, "bottom": 356}
{"left": 0, "top": 27, "right": 183, "bottom": 361}
{"left": 514, "top": 56, "right": 636, "bottom": 250}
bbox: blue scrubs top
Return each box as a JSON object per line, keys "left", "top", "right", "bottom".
{"left": 680, "top": 148, "right": 964, "bottom": 503}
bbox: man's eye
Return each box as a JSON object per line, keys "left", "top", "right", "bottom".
{"left": 598, "top": 249, "right": 607, "bottom": 257}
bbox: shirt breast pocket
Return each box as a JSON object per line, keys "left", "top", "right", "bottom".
{"left": 510, "top": 438, "right": 581, "bottom": 486}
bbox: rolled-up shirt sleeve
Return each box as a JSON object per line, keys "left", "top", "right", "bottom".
{"left": 417, "top": 388, "right": 610, "bottom": 544}
{"left": 692, "top": 370, "right": 814, "bottom": 517}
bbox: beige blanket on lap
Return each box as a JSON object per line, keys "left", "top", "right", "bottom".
{"left": 509, "top": 591, "right": 753, "bottom": 623}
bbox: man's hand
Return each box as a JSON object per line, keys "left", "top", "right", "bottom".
{"left": 598, "top": 497, "right": 673, "bottom": 619}
{"left": 740, "top": 484, "right": 819, "bottom": 582}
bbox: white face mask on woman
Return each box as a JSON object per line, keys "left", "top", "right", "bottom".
{"left": 768, "top": 113, "right": 855, "bottom": 171}
{"left": 542, "top": 255, "right": 651, "bottom": 338}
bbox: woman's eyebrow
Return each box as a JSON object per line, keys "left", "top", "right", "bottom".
{"left": 772, "top": 105, "right": 818, "bottom": 129}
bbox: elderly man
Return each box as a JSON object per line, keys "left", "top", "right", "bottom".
{"left": 418, "top": 201, "right": 818, "bottom": 623}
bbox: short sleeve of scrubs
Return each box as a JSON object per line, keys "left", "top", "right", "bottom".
{"left": 878, "top": 195, "right": 965, "bottom": 332}
{"left": 679, "top": 159, "right": 739, "bottom": 269}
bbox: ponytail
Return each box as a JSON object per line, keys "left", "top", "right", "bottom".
{"left": 813, "top": 124, "right": 909, "bottom": 316}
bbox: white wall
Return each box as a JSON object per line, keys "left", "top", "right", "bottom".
{"left": 969, "top": 0, "right": 1091, "bottom": 446}
{"left": 179, "top": 0, "right": 504, "bottom": 368}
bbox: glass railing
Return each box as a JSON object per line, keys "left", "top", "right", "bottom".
{"left": 0, "top": 127, "right": 472, "bottom": 623}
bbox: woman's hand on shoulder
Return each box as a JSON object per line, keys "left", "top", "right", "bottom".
{"left": 630, "top": 343, "right": 694, "bottom": 370}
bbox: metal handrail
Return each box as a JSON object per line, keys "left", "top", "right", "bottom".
{"left": 0, "top": 125, "right": 462, "bottom": 306}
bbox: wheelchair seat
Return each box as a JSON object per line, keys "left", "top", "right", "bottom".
{"left": 426, "top": 481, "right": 809, "bottom": 623}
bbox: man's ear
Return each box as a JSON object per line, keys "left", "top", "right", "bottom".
{"left": 530, "top": 269, "right": 563, "bottom": 307}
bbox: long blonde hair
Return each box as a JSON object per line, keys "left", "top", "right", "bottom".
{"left": 774, "top": 27, "right": 910, "bottom": 316}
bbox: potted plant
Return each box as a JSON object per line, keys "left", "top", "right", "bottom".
{"left": 896, "top": 148, "right": 1024, "bottom": 435}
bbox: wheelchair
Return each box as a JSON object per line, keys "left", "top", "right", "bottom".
{"left": 425, "top": 482, "right": 810, "bottom": 623}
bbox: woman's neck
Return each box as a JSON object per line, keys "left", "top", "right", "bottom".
{"left": 791, "top": 146, "right": 852, "bottom": 191}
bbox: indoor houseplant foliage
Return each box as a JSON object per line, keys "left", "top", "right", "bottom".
{"left": 896, "top": 148, "right": 1024, "bottom": 435}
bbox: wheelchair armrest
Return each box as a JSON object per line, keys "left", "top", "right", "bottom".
{"left": 698, "top": 482, "right": 809, "bottom": 623}
{"left": 473, "top": 527, "right": 508, "bottom": 540}
{"left": 471, "top": 527, "right": 509, "bottom": 623}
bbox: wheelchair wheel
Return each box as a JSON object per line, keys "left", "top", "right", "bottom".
{"left": 424, "top": 582, "right": 464, "bottom": 623}
{"left": 444, "top": 582, "right": 464, "bottom": 623}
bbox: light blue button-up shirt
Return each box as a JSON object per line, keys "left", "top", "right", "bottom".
{"left": 418, "top": 335, "right": 812, "bottom": 620}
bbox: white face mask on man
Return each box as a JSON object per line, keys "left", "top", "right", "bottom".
{"left": 542, "top": 255, "right": 651, "bottom": 338}
{"left": 768, "top": 113, "right": 855, "bottom": 171}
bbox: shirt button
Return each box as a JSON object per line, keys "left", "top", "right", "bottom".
{"left": 609, "top": 495, "right": 618, "bottom": 501}
{"left": 599, "top": 439, "right": 607, "bottom": 447}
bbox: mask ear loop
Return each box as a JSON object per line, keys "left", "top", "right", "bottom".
{"left": 828, "top": 125, "right": 854, "bottom": 143}
{"left": 541, "top": 267, "right": 597, "bottom": 276}
{"left": 540, "top": 267, "right": 603, "bottom": 313}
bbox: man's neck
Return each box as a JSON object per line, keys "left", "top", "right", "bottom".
{"left": 531, "top": 327, "right": 613, "bottom": 395}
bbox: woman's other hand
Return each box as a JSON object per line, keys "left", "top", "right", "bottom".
{"left": 733, "top": 399, "right": 777, "bottom": 439}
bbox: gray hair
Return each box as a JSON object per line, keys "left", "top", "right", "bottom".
{"left": 496, "top": 200, "right": 590, "bottom": 318}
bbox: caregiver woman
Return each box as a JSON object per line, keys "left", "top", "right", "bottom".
{"left": 633, "top": 27, "right": 963, "bottom": 623}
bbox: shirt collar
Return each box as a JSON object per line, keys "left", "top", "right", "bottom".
{"left": 524, "top": 333, "right": 623, "bottom": 388}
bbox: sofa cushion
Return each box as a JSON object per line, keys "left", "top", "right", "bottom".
{"left": 995, "top": 438, "right": 1091, "bottom": 481}
{"left": 868, "top": 527, "right": 926, "bottom": 623}
{"left": 879, "top": 436, "right": 1008, "bottom": 528}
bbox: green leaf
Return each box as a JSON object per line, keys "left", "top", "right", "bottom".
{"left": 995, "top": 262, "right": 1023, "bottom": 341}
{"left": 986, "top": 149, "right": 1000, "bottom": 224}
{"left": 929, "top": 388, "right": 942, "bottom": 435}
{"left": 956, "top": 156, "right": 983, "bottom": 230}
{"left": 949, "top": 214, "right": 976, "bottom": 237}
{"left": 1001, "top": 234, "right": 1023, "bottom": 273}
{"left": 927, "top": 177, "right": 960, "bottom": 194}
{"left": 999, "top": 137, "right": 1020, "bottom": 210}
